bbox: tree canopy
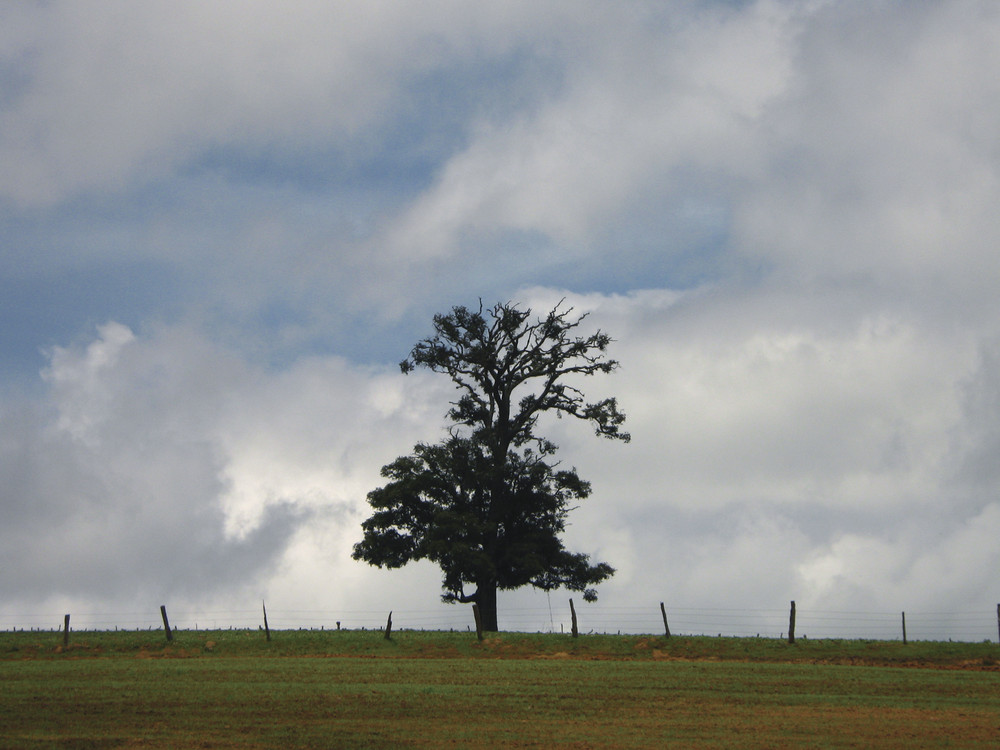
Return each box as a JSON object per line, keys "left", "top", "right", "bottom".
{"left": 353, "top": 300, "right": 629, "bottom": 631}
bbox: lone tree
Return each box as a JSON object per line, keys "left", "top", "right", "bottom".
{"left": 353, "top": 300, "right": 629, "bottom": 631}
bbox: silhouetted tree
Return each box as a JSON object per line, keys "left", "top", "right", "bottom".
{"left": 353, "top": 300, "right": 628, "bottom": 631}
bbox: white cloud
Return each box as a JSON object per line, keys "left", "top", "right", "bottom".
{"left": 0, "top": 0, "right": 582, "bottom": 207}
{"left": 0, "top": 319, "right": 463, "bottom": 618}
{"left": 3, "top": 274, "right": 999, "bottom": 636}
{"left": 3, "top": 1, "right": 1000, "bottom": 640}
{"left": 41, "top": 322, "right": 136, "bottom": 446}
{"left": 735, "top": 0, "right": 1000, "bottom": 294}
{"left": 796, "top": 502, "right": 1000, "bottom": 615}
{"left": 381, "top": 0, "right": 800, "bottom": 260}
{"left": 497, "top": 284, "right": 998, "bottom": 635}
{"left": 537, "top": 285, "right": 974, "bottom": 512}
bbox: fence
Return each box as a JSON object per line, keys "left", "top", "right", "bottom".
{"left": 4, "top": 602, "right": 1000, "bottom": 643}
{"left": 499, "top": 603, "right": 1000, "bottom": 642}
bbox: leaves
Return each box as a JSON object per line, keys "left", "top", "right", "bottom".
{"left": 355, "top": 300, "right": 626, "bottom": 610}
{"left": 403, "top": 300, "right": 630, "bottom": 450}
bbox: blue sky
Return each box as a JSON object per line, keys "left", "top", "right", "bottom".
{"left": 3, "top": 0, "right": 1000, "bottom": 637}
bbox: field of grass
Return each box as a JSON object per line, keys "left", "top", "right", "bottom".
{"left": 2, "top": 629, "right": 998, "bottom": 748}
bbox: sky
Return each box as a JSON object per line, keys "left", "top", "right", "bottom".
{"left": 3, "top": 0, "right": 1000, "bottom": 639}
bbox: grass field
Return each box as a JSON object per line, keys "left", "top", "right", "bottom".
{"left": 2, "top": 629, "right": 998, "bottom": 748}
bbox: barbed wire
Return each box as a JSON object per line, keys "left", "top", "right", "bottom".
{"left": 3, "top": 603, "right": 998, "bottom": 642}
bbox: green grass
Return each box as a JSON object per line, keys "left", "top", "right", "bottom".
{"left": 3, "top": 627, "right": 998, "bottom": 666}
{"left": 1, "top": 630, "right": 998, "bottom": 748}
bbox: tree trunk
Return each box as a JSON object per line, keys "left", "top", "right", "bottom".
{"left": 477, "top": 580, "right": 499, "bottom": 632}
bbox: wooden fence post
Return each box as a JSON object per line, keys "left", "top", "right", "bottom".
{"left": 996, "top": 604, "right": 999, "bottom": 644}
{"left": 788, "top": 601, "right": 796, "bottom": 645}
{"left": 472, "top": 603, "right": 484, "bottom": 641}
{"left": 63, "top": 614, "right": 70, "bottom": 648}
{"left": 569, "top": 599, "right": 579, "bottom": 638}
{"left": 262, "top": 600, "right": 271, "bottom": 642}
{"left": 160, "top": 605, "right": 173, "bottom": 642}
{"left": 901, "top": 612, "right": 907, "bottom": 645}
{"left": 660, "top": 602, "right": 671, "bottom": 638}
{"left": 384, "top": 611, "right": 392, "bottom": 641}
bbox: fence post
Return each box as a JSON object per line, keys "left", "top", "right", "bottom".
{"left": 384, "top": 611, "right": 392, "bottom": 641}
{"left": 262, "top": 600, "right": 271, "bottom": 642}
{"left": 569, "top": 599, "right": 579, "bottom": 638}
{"left": 472, "top": 603, "right": 484, "bottom": 641}
{"left": 63, "top": 614, "right": 70, "bottom": 648}
{"left": 901, "top": 612, "right": 907, "bottom": 645}
{"left": 788, "top": 601, "right": 796, "bottom": 645}
{"left": 996, "top": 604, "right": 999, "bottom": 644}
{"left": 660, "top": 602, "right": 671, "bottom": 638}
{"left": 160, "top": 605, "right": 173, "bottom": 642}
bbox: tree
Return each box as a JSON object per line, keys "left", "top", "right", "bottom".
{"left": 352, "top": 300, "right": 629, "bottom": 631}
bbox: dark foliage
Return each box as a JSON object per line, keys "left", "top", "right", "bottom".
{"left": 353, "top": 301, "right": 628, "bottom": 629}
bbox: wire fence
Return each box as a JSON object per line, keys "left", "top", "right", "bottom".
{"left": 496, "top": 604, "right": 999, "bottom": 642}
{"left": 4, "top": 603, "right": 999, "bottom": 643}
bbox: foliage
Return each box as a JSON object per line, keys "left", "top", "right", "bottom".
{"left": 358, "top": 436, "right": 613, "bottom": 603}
{"left": 353, "top": 300, "right": 628, "bottom": 628}
{"left": 399, "top": 301, "right": 629, "bottom": 450}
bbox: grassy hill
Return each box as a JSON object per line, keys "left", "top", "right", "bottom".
{"left": 2, "top": 630, "right": 999, "bottom": 747}
{"left": 3, "top": 627, "right": 998, "bottom": 668}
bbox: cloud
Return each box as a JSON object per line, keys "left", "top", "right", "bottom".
{"left": 0, "top": 323, "right": 300, "bottom": 605}
{"left": 2, "top": 278, "right": 998, "bottom": 636}
{"left": 380, "top": 0, "right": 799, "bottom": 262}
{"left": 735, "top": 0, "right": 1000, "bottom": 294}
{"left": 534, "top": 285, "right": 970, "bottom": 505}
{"left": 3, "top": 1, "right": 1000, "bottom": 639}
{"left": 796, "top": 501, "right": 1000, "bottom": 614}
{"left": 0, "top": 318, "right": 465, "bottom": 617}
{"left": 954, "top": 342, "right": 1000, "bottom": 489}
{"left": 503, "top": 283, "right": 997, "bottom": 634}
{"left": 0, "top": 1, "right": 581, "bottom": 208}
